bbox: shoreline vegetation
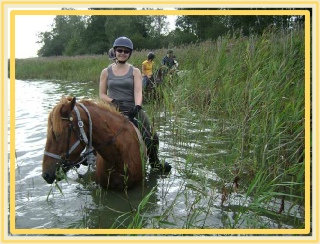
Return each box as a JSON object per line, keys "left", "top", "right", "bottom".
{"left": 14, "top": 28, "right": 308, "bottom": 229}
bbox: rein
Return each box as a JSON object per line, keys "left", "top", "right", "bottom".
{"left": 44, "top": 102, "right": 128, "bottom": 171}
{"left": 70, "top": 118, "right": 128, "bottom": 168}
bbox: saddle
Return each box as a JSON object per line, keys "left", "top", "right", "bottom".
{"left": 129, "top": 118, "right": 147, "bottom": 161}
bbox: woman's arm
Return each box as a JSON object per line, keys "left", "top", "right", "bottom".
{"left": 133, "top": 67, "right": 143, "bottom": 106}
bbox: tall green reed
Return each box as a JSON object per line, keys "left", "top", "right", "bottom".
{"left": 164, "top": 28, "right": 306, "bottom": 226}
{"left": 15, "top": 27, "right": 307, "bottom": 229}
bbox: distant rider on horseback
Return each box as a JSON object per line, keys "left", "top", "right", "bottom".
{"left": 161, "top": 49, "right": 178, "bottom": 74}
{"left": 142, "top": 52, "right": 155, "bottom": 88}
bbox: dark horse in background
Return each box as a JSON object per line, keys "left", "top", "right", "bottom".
{"left": 42, "top": 96, "right": 146, "bottom": 190}
{"left": 144, "top": 67, "right": 166, "bottom": 102}
{"left": 144, "top": 63, "right": 181, "bottom": 102}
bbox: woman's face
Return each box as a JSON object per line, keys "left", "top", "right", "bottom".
{"left": 115, "top": 47, "right": 131, "bottom": 62}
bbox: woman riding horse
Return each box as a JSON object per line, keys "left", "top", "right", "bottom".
{"left": 99, "top": 36, "right": 171, "bottom": 172}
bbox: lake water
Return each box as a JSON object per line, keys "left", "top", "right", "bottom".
{"left": 10, "top": 79, "right": 304, "bottom": 231}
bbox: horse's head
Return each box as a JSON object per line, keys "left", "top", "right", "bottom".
{"left": 42, "top": 96, "right": 87, "bottom": 184}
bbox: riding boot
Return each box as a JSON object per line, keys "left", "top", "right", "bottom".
{"left": 142, "top": 128, "right": 172, "bottom": 173}
{"left": 147, "top": 144, "right": 172, "bottom": 172}
{"left": 134, "top": 110, "right": 172, "bottom": 173}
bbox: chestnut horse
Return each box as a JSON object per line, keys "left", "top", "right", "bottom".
{"left": 42, "top": 96, "right": 146, "bottom": 190}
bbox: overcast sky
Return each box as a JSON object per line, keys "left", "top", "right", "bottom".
{"left": 15, "top": 15, "right": 56, "bottom": 58}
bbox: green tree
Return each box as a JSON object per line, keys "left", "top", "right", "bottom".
{"left": 167, "top": 29, "right": 197, "bottom": 45}
{"left": 82, "top": 15, "right": 109, "bottom": 54}
{"left": 103, "top": 15, "right": 151, "bottom": 50}
{"left": 148, "top": 15, "right": 169, "bottom": 37}
{"left": 37, "top": 9, "right": 306, "bottom": 57}
{"left": 176, "top": 15, "right": 228, "bottom": 41}
{"left": 37, "top": 11, "right": 86, "bottom": 56}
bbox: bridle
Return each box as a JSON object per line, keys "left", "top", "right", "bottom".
{"left": 44, "top": 102, "right": 127, "bottom": 172}
{"left": 44, "top": 103, "right": 94, "bottom": 171}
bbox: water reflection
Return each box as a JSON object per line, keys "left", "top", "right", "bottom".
{"left": 12, "top": 79, "right": 304, "bottom": 230}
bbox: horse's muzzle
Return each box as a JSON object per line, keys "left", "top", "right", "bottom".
{"left": 42, "top": 172, "right": 55, "bottom": 184}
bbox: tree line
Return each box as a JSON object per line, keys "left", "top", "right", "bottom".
{"left": 37, "top": 8, "right": 307, "bottom": 57}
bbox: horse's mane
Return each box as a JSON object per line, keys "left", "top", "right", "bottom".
{"left": 78, "top": 98, "right": 120, "bottom": 115}
{"left": 48, "top": 96, "right": 68, "bottom": 140}
{"left": 48, "top": 96, "right": 121, "bottom": 140}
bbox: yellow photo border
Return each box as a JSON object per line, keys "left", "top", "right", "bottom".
{"left": 0, "top": 0, "right": 318, "bottom": 243}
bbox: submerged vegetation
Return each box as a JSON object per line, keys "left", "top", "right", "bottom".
{"left": 15, "top": 27, "right": 308, "bottom": 230}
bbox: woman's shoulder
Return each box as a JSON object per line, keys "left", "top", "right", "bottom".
{"left": 101, "top": 65, "right": 113, "bottom": 73}
{"left": 101, "top": 67, "right": 108, "bottom": 74}
{"left": 131, "top": 65, "right": 142, "bottom": 75}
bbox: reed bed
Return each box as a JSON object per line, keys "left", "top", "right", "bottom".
{"left": 15, "top": 27, "right": 307, "bottom": 230}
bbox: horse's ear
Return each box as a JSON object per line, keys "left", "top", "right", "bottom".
{"left": 60, "top": 97, "right": 76, "bottom": 117}
{"left": 70, "top": 97, "right": 76, "bottom": 110}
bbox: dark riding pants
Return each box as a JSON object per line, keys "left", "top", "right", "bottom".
{"left": 135, "top": 109, "right": 160, "bottom": 164}
{"left": 117, "top": 102, "right": 160, "bottom": 165}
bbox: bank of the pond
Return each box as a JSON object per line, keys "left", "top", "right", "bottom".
{"left": 14, "top": 28, "right": 308, "bottom": 229}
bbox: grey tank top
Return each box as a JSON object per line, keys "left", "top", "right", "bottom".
{"left": 107, "top": 65, "right": 135, "bottom": 105}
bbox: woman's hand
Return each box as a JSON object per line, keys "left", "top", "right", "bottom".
{"left": 128, "top": 105, "right": 142, "bottom": 120}
{"left": 111, "top": 99, "right": 119, "bottom": 109}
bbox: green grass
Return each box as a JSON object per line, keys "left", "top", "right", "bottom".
{"left": 15, "top": 27, "right": 307, "bottom": 230}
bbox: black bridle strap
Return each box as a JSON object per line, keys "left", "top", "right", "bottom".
{"left": 83, "top": 118, "right": 128, "bottom": 156}
{"left": 66, "top": 118, "right": 128, "bottom": 169}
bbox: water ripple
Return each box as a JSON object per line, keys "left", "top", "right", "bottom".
{"left": 12, "top": 79, "right": 304, "bottom": 231}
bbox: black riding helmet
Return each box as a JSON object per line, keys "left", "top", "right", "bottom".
{"left": 113, "top": 37, "right": 133, "bottom": 62}
{"left": 147, "top": 52, "right": 155, "bottom": 60}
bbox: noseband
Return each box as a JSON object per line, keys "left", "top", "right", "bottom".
{"left": 44, "top": 103, "right": 94, "bottom": 171}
